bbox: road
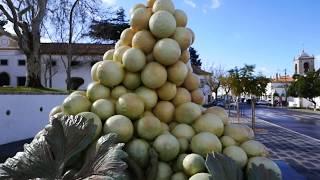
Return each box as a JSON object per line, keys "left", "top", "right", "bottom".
{"left": 241, "top": 104, "right": 320, "bottom": 140}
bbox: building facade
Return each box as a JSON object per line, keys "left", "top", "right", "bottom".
{"left": 293, "top": 50, "right": 315, "bottom": 75}
{"left": 0, "top": 33, "right": 112, "bottom": 89}
{"left": 191, "top": 65, "right": 213, "bottom": 104}
{"left": 266, "top": 50, "right": 317, "bottom": 107}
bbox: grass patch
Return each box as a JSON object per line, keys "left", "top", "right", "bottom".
{"left": 0, "top": 86, "right": 69, "bottom": 94}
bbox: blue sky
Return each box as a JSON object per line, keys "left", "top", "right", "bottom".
{"left": 103, "top": 0, "right": 320, "bottom": 77}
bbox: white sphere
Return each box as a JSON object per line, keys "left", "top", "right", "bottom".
{"left": 149, "top": 11, "right": 176, "bottom": 38}
{"left": 153, "top": 38, "right": 181, "bottom": 66}
{"left": 103, "top": 115, "right": 134, "bottom": 142}
{"left": 97, "top": 61, "right": 125, "bottom": 88}
{"left": 172, "top": 27, "right": 192, "bottom": 51}
{"left": 152, "top": 0, "right": 175, "bottom": 14}
{"left": 130, "top": 7, "right": 151, "bottom": 31}
{"left": 122, "top": 48, "right": 146, "bottom": 72}
{"left": 132, "top": 30, "right": 156, "bottom": 54}
{"left": 167, "top": 61, "right": 188, "bottom": 85}
{"left": 141, "top": 62, "right": 167, "bottom": 89}
{"left": 103, "top": 49, "right": 115, "bottom": 60}
{"left": 174, "top": 9, "right": 188, "bottom": 27}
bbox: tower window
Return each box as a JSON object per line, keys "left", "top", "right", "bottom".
{"left": 294, "top": 64, "right": 297, "bottom": 74}
{"left": 303, "top": 62, "right": 309, "bottom": 73}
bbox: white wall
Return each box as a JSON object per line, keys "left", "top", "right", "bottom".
{"left": 0, "top": 49, "right": 27, "bottom": 86}
{"left": 0, "top": 94, "right": 67, "bottom": 145}
{"left": 288, "top": 97, "right": 320, "bottom": 109}
{"left": 41, "top": 55, "right": 101, "bottom": 90}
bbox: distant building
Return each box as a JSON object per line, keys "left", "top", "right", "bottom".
{"left": 266, "top": 50, "right": 318, "bottom": 107}
{"left": 191, "top": 65, "right": 213, "bottom": 104}
{"left": 0, "top": 33, "right": 112, "bottom": 89}
{"left": 265, "top": 74, "right": 294, "bottom": 105}
{"left": 293, "top": 50, "right": 315, "bottom": 75}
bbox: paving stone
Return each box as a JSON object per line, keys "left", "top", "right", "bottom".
{"left": 238, "top": 118, "right": 320, "bottom": 179}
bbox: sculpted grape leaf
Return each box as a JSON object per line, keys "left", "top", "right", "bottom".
{"left": 205, "top": 153, "right": 243, "bottom": 180}
{"left": 247, "top": 164, "right": 281, "bottom": 180}
{"left": 71, "top": 133, "right": 128, "bottom": 180}
{"left": 0, "top": 115, "right": 96, "bottom": 179}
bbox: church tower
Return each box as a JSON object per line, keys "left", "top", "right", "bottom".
{"left": 293, "top": 50, "right": 315, "bottom": 75}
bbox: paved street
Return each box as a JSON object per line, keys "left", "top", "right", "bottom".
{"left": 239, "top": 118, "right": 320, "bottom": 180}
{"left": 240, "top": 105, "right": 320, "bottom": 140}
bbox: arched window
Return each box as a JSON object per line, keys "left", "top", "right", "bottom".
{"left": 303, "top": 62, "right": 309, "bottom": 73}
{"left": 0, "top": 72, "right": 10, "bottom": 86}
{"left": 294, "top": 64, "right": 297, "bottom": 74}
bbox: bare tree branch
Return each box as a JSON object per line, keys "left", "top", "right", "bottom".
{"left": 0, "top": 4, "right": 14, "bottom": 22}
{"left": 18, "top": 5, "right": 31, "bottom": 20}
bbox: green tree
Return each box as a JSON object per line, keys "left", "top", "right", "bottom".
{"left": 246, "top": 74, "right": 270, "bottom": 130}
{"left": 87, "top": 8, "right": 129, "bottom": 44}
{"left": 228, "top": 66, "right": 243, "bottom": 121}
{"left": 189, "top": 47, "right": 202, "bottom": 67}
{"left": 228, "top": 64, "right": 270, "bottom": 127}
{"left": 288, "top": 70, "right": 320, "bottom": 111}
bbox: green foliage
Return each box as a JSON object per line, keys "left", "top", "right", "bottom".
{"left": 220, "top": 75, "right": 233, "bottom": 95}
{"left": 205, "top": 153, "right": 243, "bottom": 180}
{"left": 0, "top": 115, "right": 128, "bottom": 180}
{"left": 189, "top": 47, "right": 202, "bottom": 67}
{"left": 228, "top": 65, "right": 270, "bottom": 97}
{"left": 288, "top": 70, "right": 320, "bottom": 106}
{"left": 88, "top": 8, "right": 130, "bottom": 43}
{"left": 247, "top": 164, "right": 281, "bottom": 180}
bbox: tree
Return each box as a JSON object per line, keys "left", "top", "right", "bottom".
{"left": 0, "top": 0, "right": 48, "bottom": 87}
{"left": 228, "top": 64, "right": 267, "bottom": 124}
{"left": 46, "top": 0, "right": 104, "bottom": 89}
{"left": 189, "top": 47, "right": 202, "bottom": 67}
{"left": 207, "top": 65, "right": 225, "bottom": 99}
{"left": 288, "top": 70, "right": 320, "bottom": 111}
{"left": 228, "top": 66, "right": 243, "bottom": 121}
{"left": 220, "top": 76, "right": 232, "bottom": 97}
{"left": 87, "top": 8, "right": 129, "bottom": 44}
{"left": 246, "top": 73, "right": 270, "bottom": 130}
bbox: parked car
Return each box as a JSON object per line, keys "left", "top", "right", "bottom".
{"left": 256, "top": 100, "right": 271, "bottom": 106}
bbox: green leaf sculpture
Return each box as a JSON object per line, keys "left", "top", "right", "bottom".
{"left": 247, "top": 164, "right": 281, "bottom": 180}
{"left": 205, "top": 153, "right": 243, "bottom": 180}
{"left": 71, "top": 133, "right": 128, "bottom": 180}
{"left": 0, "top": 115, "right": 97, "bottom": 179}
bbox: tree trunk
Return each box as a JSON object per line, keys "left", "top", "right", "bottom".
{"left": 214, "top": 88, "right": 218, "bottom": 100}
{"left": 236, "top": 97, "right": 240, "bottom": 123}
{"left": 25, "top": 54, "right": 43, "bottom": 88}
{"left": 251, "top": 98, "right": 256, "bottom": 132}
{"left": 67, "top": 0, "right": 81, "bottom": 90}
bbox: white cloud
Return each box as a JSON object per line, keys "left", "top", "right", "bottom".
{"left": 102, "top": 0, "right": 117, "bottom": 6}
{"left": 184, "top": 0, "right": 196, "bottom": 8}
{"left": 211, "top": 0, "right": 221, "bottom": 9}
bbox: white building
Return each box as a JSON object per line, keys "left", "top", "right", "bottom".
{"left": 0, "top": 33, "right": 112, "bottom": 89}
{"left": 266, "top": 50, "right": 319, "bottom": 108}
{"left": 265, "top": 74, "right": 294, "bottom": 106}
{"left": 192, "top": 65, "right": 213, "bottom": 104}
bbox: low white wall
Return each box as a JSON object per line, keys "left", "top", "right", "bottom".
{"left": 288, "top": 97, "right": 320, "bottom": 109}
{"left": 0, "top": 94, "right": 67, "bottom": 145}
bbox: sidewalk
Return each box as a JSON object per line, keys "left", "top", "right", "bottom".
{"left": 229, "top": 115, "right": 320, "bottom": 180}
